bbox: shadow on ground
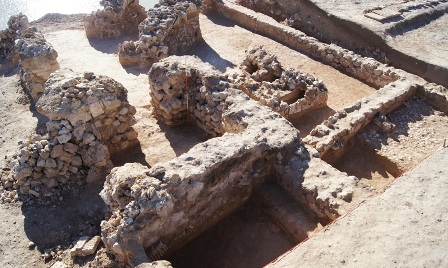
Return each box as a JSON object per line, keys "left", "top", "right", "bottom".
{"left": 22, "top": 181, "right": 106, "bottom": 251}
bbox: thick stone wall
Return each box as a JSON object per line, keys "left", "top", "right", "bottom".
{"left": 149, "top": 55, "right": 229, "bottom": 136}
{"left": 101, "top": 55, "right": 306, "bottom": 266}
{"left": 84, "top": 0, "right": 147, "bottom": 38}
{"left": 118, "top": 0, "right": 202, "bottom": 68}
{"left": 101, "top": 56, "right": 373, "bottom": 266}
{"left": 2, "top": 70, "right": 138, "bottom": 197}
{"left": 231, "top": 46, "right": 328, "bottom": 119}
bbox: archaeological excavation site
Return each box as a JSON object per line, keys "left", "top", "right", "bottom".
{"left": 0, "top": 0, "right": 447, "bottom": 267}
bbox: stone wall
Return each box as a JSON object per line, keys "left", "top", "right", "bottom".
{"left": 0, "top": 14, "right": 59, "bottom": 103}
{"left": 303, "top": 79, "right": 417, "bottom": 161}
{"left": 0, "top": 14, "right": 29, "bottom": 63}
{"left": 149, "top": 55, "right": 231, "bottom": 136}
{"left": 101, "top": 55, "right": 306, "bottom": 266}
{"left": 215, "top": 1, "right": 400, "bottom": 89}
{"left": 230, "top": 46, "right": 328, "bottom": 119}
{"left": 100, "top": 56, "right": 372, "bottom": 266}
{"left": 85, "top": 0, "right": 147, "bottom": 38}
{"left": 2, "top": 70, "right": 138, "bottom": 198}
{"left": 118, "top": 0, "right": 202, "bottom": 68}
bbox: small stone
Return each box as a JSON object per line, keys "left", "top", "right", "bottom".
{"left": 84, "top": 72, "right": 94, "bottom": 79}
{"left": 63, "top": 143, "right": 79, "bottom": 154}
{"left": 45, "top": 158, "right": 57, "bottom": 168}
{"left": 28, "top": 241, "right": 35, "bottom": 249}
{"left": 57, "top": 133, "right": 72, "bottom": 144}
{"left": 50, "top": 145, "right": 64, "bottom": 158}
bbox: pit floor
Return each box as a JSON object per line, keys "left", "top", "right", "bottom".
{"left": 166, "top": 202, "right": 295, "bottom": 268}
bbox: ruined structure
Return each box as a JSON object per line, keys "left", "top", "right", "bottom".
{"left": 231, "top": 46, "right": 328, "bottom": 119}
{"left": 118, "top": 0, "right": 203, "bottom": 67}
{"left": 99, "top": 55, "right": 372, "bottom": 266}
{"left": 1, "top": 0, "right": 447, "bottom": 267}
{"left": 84, "top": 0, "right": 147, "bottom": 38}
{"left": 0, "top": 14, "right": 59, "bottom": 102}
{"left": 2, "top": 70, "right": 138, "bottom": 197}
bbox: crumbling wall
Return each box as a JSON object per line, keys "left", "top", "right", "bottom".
{"left": 231, "top": 46, "right": 328, "bottom": 119}
{"left": 303, "top": 79, "right": 417, "bottom": 161}
{"left": 0, "top": 14, "right": 29, "bottom": 63}
{"left": 118, "top": 0, "right": 202, "bottom": 68}
{"left": 84, "top": 0, "right": 147, "bottom": 38}
{"left": 101, "top": 55, "right": 306, "bottom": 266}
{"left": 0, "top": 14, "right": 59, "bottom": 102}
{"left": 215, "top": 1, "right": 400, "bottom": 89}
{"left": 2, "top": 70, "right": 138, "bottom": 198}
{"left": 149, "top": 55, "right": 229, "bottom": 136}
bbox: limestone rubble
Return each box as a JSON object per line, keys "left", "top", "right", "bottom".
{"left": 1, "top": 14, "right": 59, "bottom": 102}
{"left": 84, "top": 0, "right": 147, "bottom": 38}
{"left": 231, "top": 46, "right": 328, "bottom": 118}
{"left": 2, "top": 70, "right": 138, "bottom": 197}
{"left": 118, "top": 0, "right": 203, "bottom": 68}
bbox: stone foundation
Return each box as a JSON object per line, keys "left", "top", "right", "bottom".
{"left": 84, "top": 0, "right": 147, "bottom": 38}
{"left": 231, "top": 46, "right": 328, "bottom": 119}
{"left": 118, "top": 0, "right": 202, "bottom": 68}
{"left": 1, "top": 14, "right": 59, "bottom": 103}
{"left": 2, "top": 70, "right": 138, "bottom": 197}
{"left": 100, "top": 56, "right": 372, "bottom": 266}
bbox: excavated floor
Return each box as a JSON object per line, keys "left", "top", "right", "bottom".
{"left": 166, "top": 202, "right": 294, "bottom": 268}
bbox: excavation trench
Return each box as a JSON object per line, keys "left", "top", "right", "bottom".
{"left": 324, "top": 96, "right": 448, "bottom": 190}
{"left": 155, "top": 181, "right": 321, "bottom": 268}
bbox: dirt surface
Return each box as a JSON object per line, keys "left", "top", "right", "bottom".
{"left": 269, "top": 146, "right": 448, "bottom": 268}
{"left": 390, "top": 13, "right": 448, "bottom": 68}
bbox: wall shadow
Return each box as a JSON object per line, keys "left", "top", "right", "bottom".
{"left": 157, "top": 120, "right": 210, "bottom": 157}
{"left": 187, "top": 40, "right": 235, "bottom": 73}
{"left": 22, "top": 181, "right": 107, "bottom": 252}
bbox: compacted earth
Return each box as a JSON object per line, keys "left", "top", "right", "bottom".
{"left": 0, "top": 2, "right": 447, "bottom": 268}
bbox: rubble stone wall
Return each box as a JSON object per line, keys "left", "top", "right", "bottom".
{"left": 101, "top": 55, "right": 307, "bottom": 266}
{"left": 118, "top": 0, "right": 202, "bottom": 68}
{"left": 149, "top": 56, "right": 231, "bottom": 136}
{"left": 231, "top": 46, "right": 328, "bottom": 119}
{"left": 0, "top": 14, "right": 29, "bottom": 63}
{"left": 215, "top": 1, "right": 400, "bottom": 89}
{"left": 2, "top": 71, "right": 138, "bottom": 197}
{"left": 303, "top": 79, "right": 417, "bottom": 161}
{"left": 84, "top": 0, "right": 147, "bottom": 38}
{"left": 1, "top": 14, "right": 59, "bottom": 102}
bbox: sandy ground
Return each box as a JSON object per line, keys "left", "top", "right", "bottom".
{"left": 0, "top": 9, "right": 446, "bottom": 268}
{"left": 269, "top": 146, "right": 448, "bottom": 268}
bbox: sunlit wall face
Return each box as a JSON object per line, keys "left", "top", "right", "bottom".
{"left": 0, "top": 0, "right": 158, "bottom": 30}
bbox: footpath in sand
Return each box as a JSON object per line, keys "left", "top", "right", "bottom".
{"left": 269, "top": 146, "right": 448, "bottom": 268}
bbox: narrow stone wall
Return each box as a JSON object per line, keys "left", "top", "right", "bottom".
{"left": 231, "top": 46, "right": 328, "bottom": 119}
{"left": 118, "top": 0, "right": 202, "bottom": 68}
{"left": 2, "top": 70, "right": 138, "bottom": 198}
{"left": 215, "top": 1, "right": 400, "bottom": 89}
{"left": 303, "top": 79, "right": 417, "bottom": 161}
{"left": 85, "top": 0, "right": 147, "bottom": 38}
